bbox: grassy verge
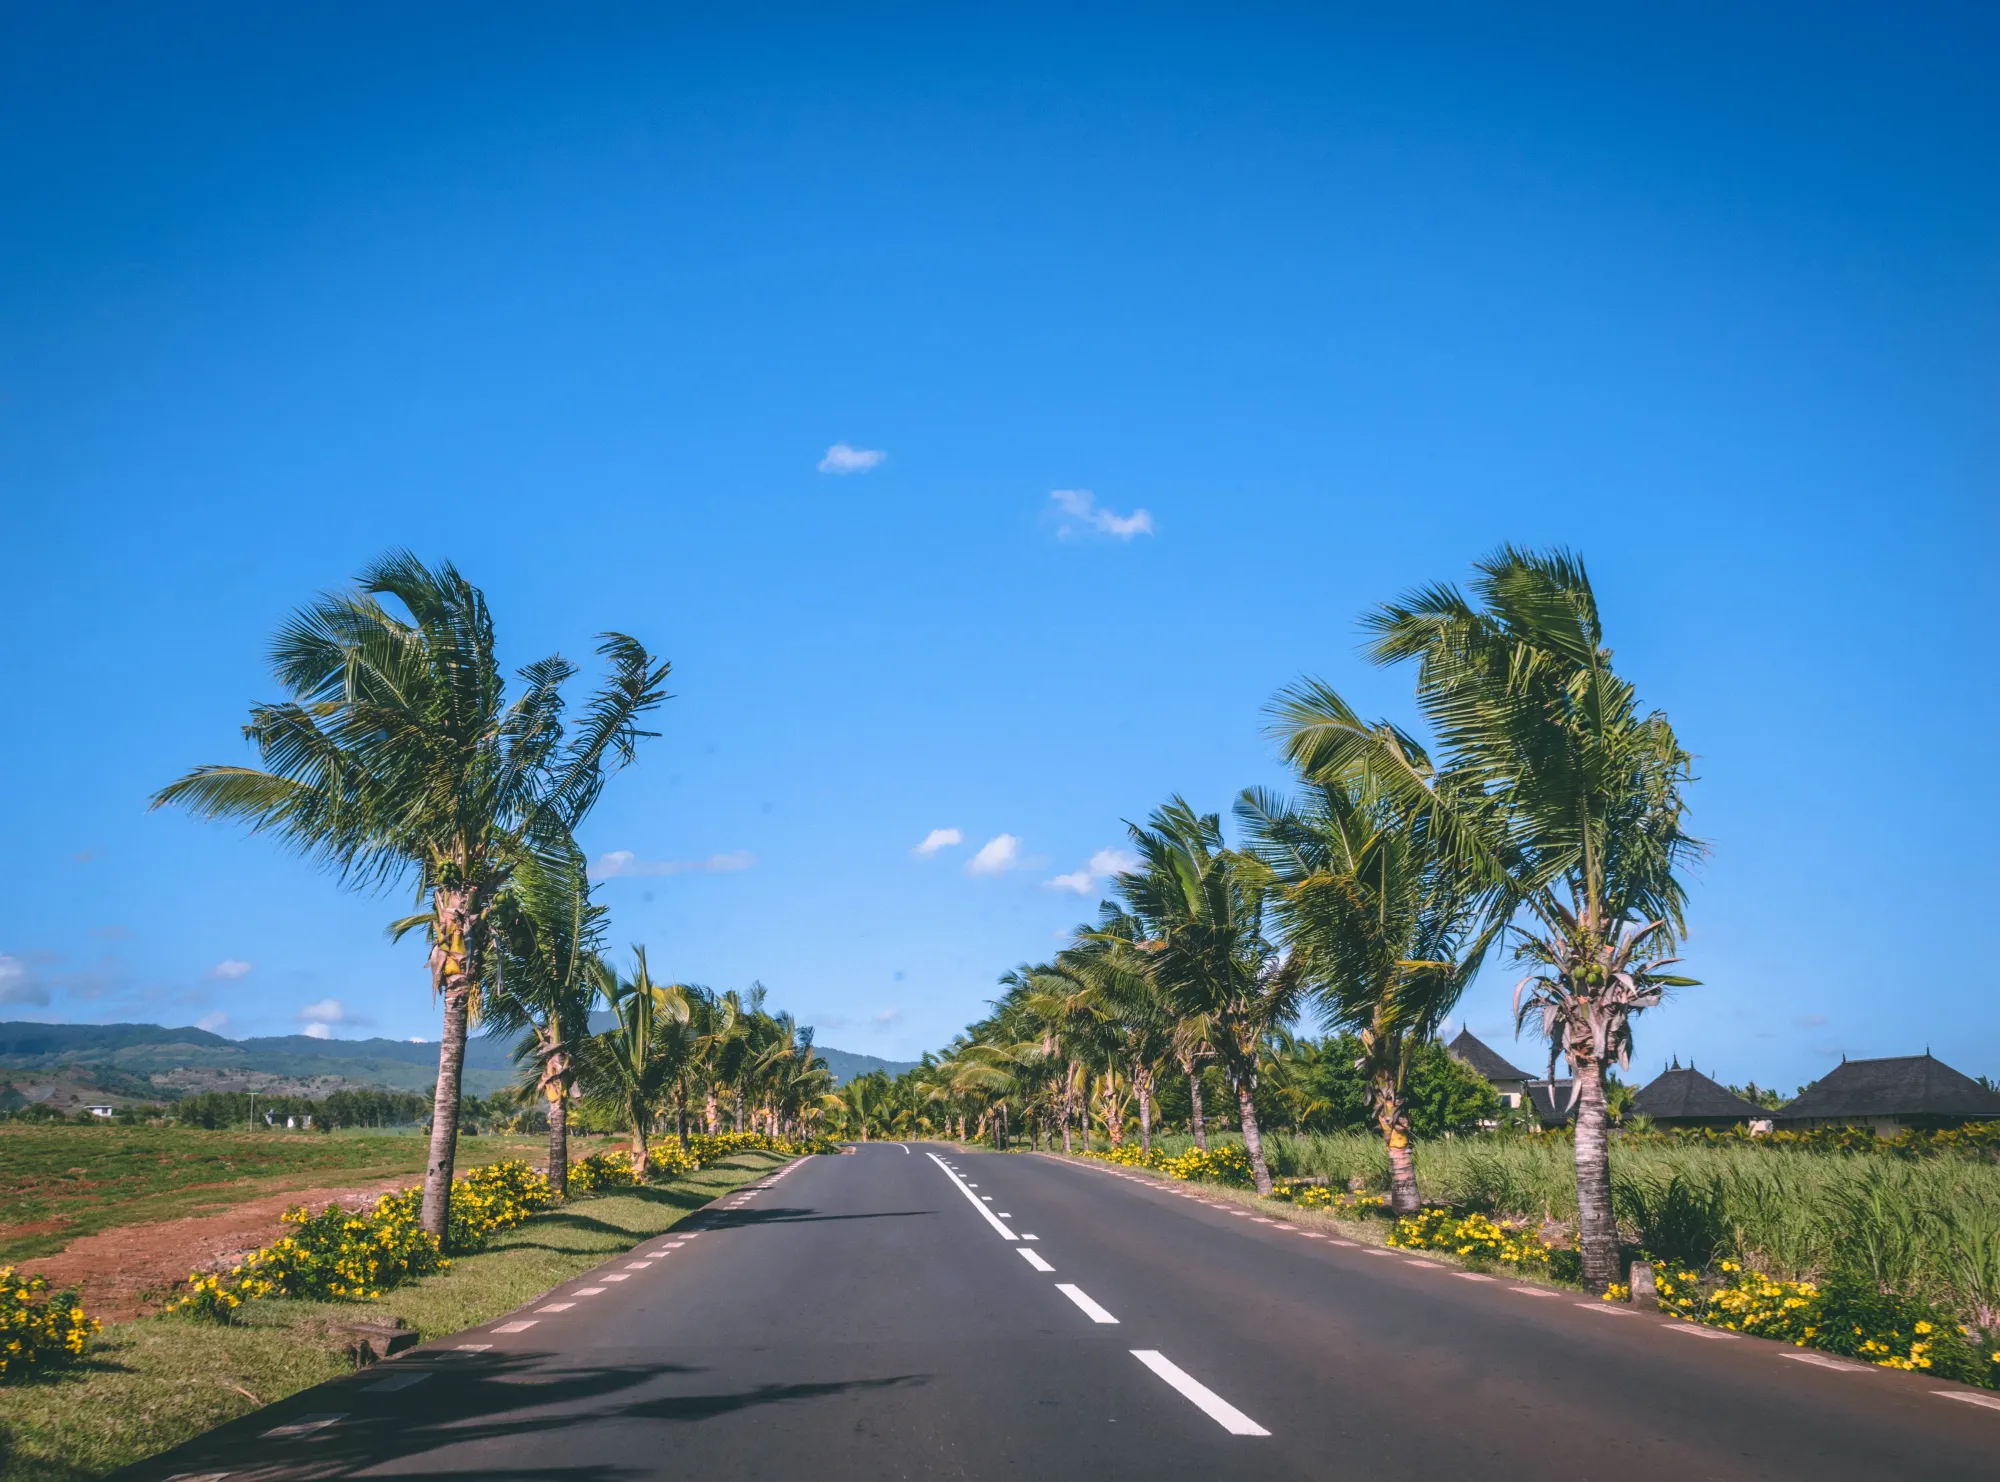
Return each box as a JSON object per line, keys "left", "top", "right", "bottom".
{"left": 0, "top": 1125, "right": 552, "bottom": 1262}
{"left": 0, "top": 1150, "right": 787, "bottom": 1481}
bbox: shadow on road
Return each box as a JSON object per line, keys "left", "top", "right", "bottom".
{"left": 115, "top": 1348, "right": 930, "bottom": 1481}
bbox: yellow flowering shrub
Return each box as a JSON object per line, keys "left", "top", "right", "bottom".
{"left": 1273, "top": 1181, "right": 1388, "bottom": 1217}
{"left": 569, "top": 1149, "right": 638, "bottom": 1193}
{"left": 1078, "top": 1141, "right": 1257, "bottom": 1186}
{"left": 1390, "top": 1208, "right": 1580, "bottom": 1280}
{"left": 0, "top": 1268, "right": 99, "bottom": 1379}
{"left": 1651, "top": 1261, "right": 1997, "bottom": 1386}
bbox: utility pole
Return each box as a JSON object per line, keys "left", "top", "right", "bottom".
{"left": 248, "top": 1091, "right": 256, "bottom": 1132}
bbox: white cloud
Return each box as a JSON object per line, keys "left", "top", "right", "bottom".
{"left": 591, "top": 849, "right": 756, "bottom": 879}
{"left": 873, "top": 1008, "right": 901, "bottom": 1025}
{"left": 913, "top": 828, "right": 963, "bottom": 857}
{"left": 1050, "top": 488, "right": 1154, "bottom": 541}
{"left": 0, "top": 955, "right": 48, "bottom": 1007}
{"left": 207, "top": 959, "right": 253, "bottom": 980}
{"left": 298, "top": 998, "right": 356, "bottom": 1037}
{"left": 195, "top": 1011, "right": 230, "bottom": 1034}
{"left": 965, "top": 833, "right": 1023, "bottom": 877}
{"left": 818, "top": 442, "right": 886, "bottom": 474}
{"left": 1045, "top": 847, "right": 1141, "bottom": 895}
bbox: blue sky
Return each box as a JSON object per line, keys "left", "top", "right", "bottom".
{"left": 2, "top": 4, "right": 1995, "bottom": 1089}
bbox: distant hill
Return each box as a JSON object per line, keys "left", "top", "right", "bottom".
{"left": 0, "top": 1020, "right": 915, "bottom": 1098}
{"left": 816, "top": 1047, "right": 920, "bottom": 1086}
{"left": 0, "top": 1019, "right": 521, "bottom": 1098}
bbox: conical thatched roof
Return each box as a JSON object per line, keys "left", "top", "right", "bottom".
{"left": 1632, "top": 1066, "right": 1762, "bottom": 1123}
{"left": 1773, "top": 1054, "right": 2000, "bottom": 1124}
{"left": 1447, "top": 1028, "right": 1531, "bottom": 1084}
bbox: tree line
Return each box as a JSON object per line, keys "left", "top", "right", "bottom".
{"left": 885, "top": 548, "right": 1697, "bottom": 1292}
{"left": 156, "top": 552, "right": 834, "bottom": 1221}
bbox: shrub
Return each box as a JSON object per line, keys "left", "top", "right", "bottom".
{"left": 0, "top": 1268, "right": 99, "bottom": 1379}
{"left": 1390, "top": 1208, "right": 1580, "bottom": 1281}
{"left": 568, "top": 1149, "right": 637, "bottom": 1194}
{"left": 1272, "top": 1181, "right": 1388, "bottom": 1217}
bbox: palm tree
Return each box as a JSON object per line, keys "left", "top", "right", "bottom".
{"left": 1116, "top": 799, "right": 1304, "bottom": 1195}
{"left": 482, "top": 838, "right": 605, "bottom": 1200}
{"left": 152, "top": 553, "right": 670, "bottom": 1237}
{"left": 580, "top": 947, "right": 691, "bottom": 1179}
{"left": 1237, "top": 782, "right": 1492, "bottom": 1214}
{"left": 1271, "top": 547, "right": 1699, "bottom": 1287}
{"left": 1064, "top": 916, "right": 1175, "bottom": 1157}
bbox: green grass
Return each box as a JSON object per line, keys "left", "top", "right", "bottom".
{"left": 0, "top": 1125, "right": 552, "bottom": 1262}
{"left": 0, "top": 1150, "right": 787, "bottom": 1481}
{"left": 1114, "top": 1129, "right": 2000, "bottom": 1325}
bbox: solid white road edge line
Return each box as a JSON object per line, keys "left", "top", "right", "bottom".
{"left": 1933, "top": 1390, "right": 2000, "bottom": 1412}
{"left": 1130, "top": 1350, "right": 1270, "bottom": 1436}
{"left": 1018, "top": 1248, "right": 1055, "bottom": 1272}
{"left": 926, "top": 1152, "right": 1019, "bottom": 1240}
{"left": 261, "top": 1413, "right": 346, "bottom": 1439}
{"left": 1055, "top": 1283, "right": 1119, "bottom": 1323}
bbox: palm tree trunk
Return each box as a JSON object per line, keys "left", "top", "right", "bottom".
{"left": 1572, "top": 1056, "right": 1618, "bottom": 1289}
{"left": 420, "top": 982, "right": 472, "bottom": 1240}
{"left": 545, "top": 1085, "right": 569, "bottom": 1201}
{"left": 1188, "top": 1072, "right": 1207, "bottom": 1150}
{"left": 705, "top": 1085, "right": 720, "bottom": 1135}
{"left": 734, "top": 1088, "right": 745, "bottom": 1133}
{"left": 629, "top": 1102, "right": 651, "bottom": 1180}
{"left": 674, "top": 1085, "right": 688, "bottom": 1143}
{"left": 1135, "top": 1064, "right": 1154, "bottom": 1156}
{"left": 1236, "top": 1078, "right": 1273, "bottom": 1196}
{"left": 1380, "top": 1108, "right": 1419, "bottom": 1215}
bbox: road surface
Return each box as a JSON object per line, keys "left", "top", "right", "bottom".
{"left": 127, "top": 1142, "right": 2000, "bottom": 1479}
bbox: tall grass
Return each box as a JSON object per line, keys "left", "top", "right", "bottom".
{"left": 1138, "top": 1129, "right": 2000, "bottom": 1320}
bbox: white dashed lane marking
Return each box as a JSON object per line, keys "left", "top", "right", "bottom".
{"left": 1054, "top": 1284, "right": 1120, "bottom": 1324}
{"left": 1131, "top": 1350, "right": 1270, "bottom": 1437}
{"left": 363, "top": 1371, "right": 432, "bottom": 1393}
{"left": 493, "top": 1320, "right": 538, "bottom": 1332}
{"left": 1018, "top": 1247, "right": 1055, "bottom": 1273}
{"left": 537, "top": 1303, "right": 575, "bottom": 1313}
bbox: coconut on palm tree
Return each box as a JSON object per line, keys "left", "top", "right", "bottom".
{"left": 152, "top": 552, "right": 670, "bottom": 1236}
{"left": 1272, "top": 546, "right": 1699, "bottom": 1287}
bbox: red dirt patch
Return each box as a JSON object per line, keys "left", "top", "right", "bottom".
{"left": 18, "top": 1179, "right": 408, "bottom": 1323}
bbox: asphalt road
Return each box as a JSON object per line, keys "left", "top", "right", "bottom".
{"left": 129, "top": 1143, "right": 2000, "bottom": 1480}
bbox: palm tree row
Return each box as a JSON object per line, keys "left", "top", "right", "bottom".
{"left": 909, "top": 548, "right": 1698, "bottom": 1291}
{"left": 157, "top": 553, "right": 831, "bottom": 1231}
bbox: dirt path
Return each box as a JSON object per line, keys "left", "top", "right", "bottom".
{"left": 18, "top": 1178, "right": 409, "bottom": 1322}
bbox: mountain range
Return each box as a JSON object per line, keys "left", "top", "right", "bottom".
{"left": 0, "top": 1020, "right": 919, "bottom": 1103}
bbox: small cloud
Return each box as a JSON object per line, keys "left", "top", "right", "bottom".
{"left": 913, "top": 828, "right": 963, "bottom": 857}
{"left": 89, "top": 925, "right": 130, "bottom": 941}
{"left": 1046, "top": 847, "right": 1140, "bottom": 895}
{"left": 818, "top": 442, "right": 886, "bottom": 474}
{"left": 1793, "top": 1014, "right": 1828, "bottom": 1029}
{"left": 1050, "top": 489, "right": 1153, "bottom": 541}
{"left": 407, "top": 1037, "right": 429, "bottom": 1044}
{"left": 208, "top": 959, "right": 254, "bottom": 981}
{"left": 297, "top": 998, "right": 367, "bottom": 1036}
{"left": 195, "top": 1011, "right": 230, "bottom": 1034}
{"left": 873, "top": 1008, "right": 901, "bottom": 1025}
{"left": 591, "top": 849, "right": 756, "bottom": 879}
{"left": 0, "top": 955, "right": 49, "bottom": 1007}
{"left": 965, "top": 834, "right": 1023, "bottom": 877}
{"left": 70, "top": 850, "right": 97, "bottom": 864}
